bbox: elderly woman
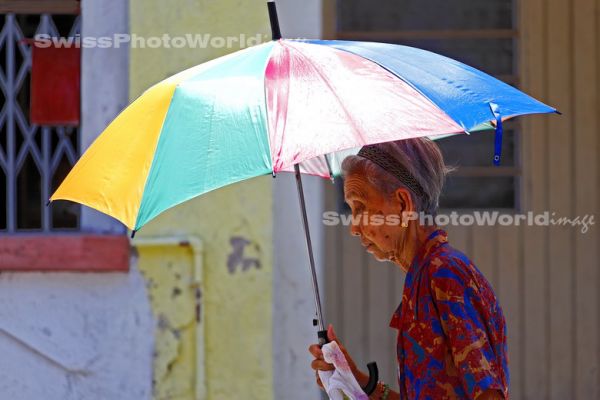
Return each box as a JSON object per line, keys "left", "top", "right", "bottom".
{"left": 309, "top": 138, "right": 509, "bottom": 400}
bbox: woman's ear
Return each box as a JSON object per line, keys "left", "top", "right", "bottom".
{"left": 394, "top": 188, "right": 415, "bottom": 214}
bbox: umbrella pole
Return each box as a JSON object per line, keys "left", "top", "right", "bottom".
{"left": 294, "top": 164, "right": 328, "bottom": 344}
{"left": 268, "top": 0, "right": 328, "bottom": 345}
{"left": 294, "top": 164, "right": 380, "bottom": 395}
{"left": 269, "top": 4, "right": 379, "bottom": 394}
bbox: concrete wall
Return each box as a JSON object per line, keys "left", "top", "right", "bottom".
{"left": 80, "top": 0, "right": 129, "bottom": 235}
{"left": 0, "top": 1, "right": 155, "bottom": 399}
{"left": 273, "top": 174, "right": 325, "bottom": 400}
{"left": 0, "top": 261, "right": 154, "bottom": 399}
{"left": 275, "top": 0, "right": 322, "bottom": 40}
{"left": 129, "top": 1, "right": 275, "bottom": 399}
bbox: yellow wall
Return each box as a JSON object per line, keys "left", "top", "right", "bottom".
{"left": 129, "top": 1, "right": 273, "bottom": 399}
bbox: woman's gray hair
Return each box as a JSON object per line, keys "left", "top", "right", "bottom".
{"left": 341, "top": 137, "right": 453, "bottom": 215}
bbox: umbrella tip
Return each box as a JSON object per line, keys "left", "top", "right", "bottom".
{"left": 45, "top": 200, "right": 51, "bottom": 207}
{"left": 272, "top": 171, "right": 277, "bottom": 178}
{"left": 267, "top": 1, "right": 283, "bottom": 40}
{"left": 131, "top": 230, "right": 137, "bottom": 239}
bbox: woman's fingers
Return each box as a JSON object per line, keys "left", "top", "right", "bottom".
{"left": 309, "top": 339, "right": 333, "bottom": 390}
{"left": 316, "top": 371, "right": 324, "bottom": 389}
{"left": 308, "top": 344, "right": 323, "bottom": 358}
{"left": 311, "top": 358, "right": 335, "bottom": 371}
{"left": 327, "top": 324, "right": 338, "bottom": 341}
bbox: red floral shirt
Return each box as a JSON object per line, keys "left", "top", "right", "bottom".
{"left": 389, "top": 229, "right": 509, "bottom": 399}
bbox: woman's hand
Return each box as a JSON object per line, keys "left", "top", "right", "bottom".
{"left": 308, "top": 324, "right": 367, "bottom": 389}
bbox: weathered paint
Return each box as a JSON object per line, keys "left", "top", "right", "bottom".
{"left": 135, "top": 182, "right": 274, "bottom": 400}
{"left": 0, "top": 258, "right": 154, "bottom": 400}
{"left": 136, "top": 245, "right": 199, "bottom": 399}
{"left": 129, "top": 1, "right": 273, "bottom": 398}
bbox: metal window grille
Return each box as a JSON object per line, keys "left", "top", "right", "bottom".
{"left": 0, "top": 13, "right": 81, "bottom": 232}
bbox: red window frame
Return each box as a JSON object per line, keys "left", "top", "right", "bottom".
{"left": 0, "top": 235, "right": 129, "bottom": 272}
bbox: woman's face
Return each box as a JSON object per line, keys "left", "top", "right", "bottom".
{"left": 344, "top": 172, "right": 410, "bottom": 264}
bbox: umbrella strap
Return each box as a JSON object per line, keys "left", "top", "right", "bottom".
{"left": 489, "top": 102, "right": 503, "bottom": 166}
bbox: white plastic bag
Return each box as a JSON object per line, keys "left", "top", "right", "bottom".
{"left": 318, "top": 341, "right": 368, "bottom": 400}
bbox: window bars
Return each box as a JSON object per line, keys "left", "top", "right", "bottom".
{"left": 0, "top": 14, "right": 81, "bottom": 232}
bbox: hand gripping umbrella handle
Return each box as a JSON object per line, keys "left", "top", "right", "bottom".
{"left": 319, "top": 330, "right": 379, "bottom": 396}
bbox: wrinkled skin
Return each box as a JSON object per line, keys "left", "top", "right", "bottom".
{"left": 343, "top": 171, "right": 435, "bottom": 272}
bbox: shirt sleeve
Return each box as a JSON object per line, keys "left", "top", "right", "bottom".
{"left": 429, "top": 259, "right": 508, "bottom": 400}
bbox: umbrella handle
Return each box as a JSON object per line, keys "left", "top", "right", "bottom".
{"left": 319, "top": 329, "right": 380, "bottom": 396}
{"left": 363, "top": 362, "right": 379, "bottom": 396}
{"left": 317, "top": 329, "right": 328, "bottom": 346}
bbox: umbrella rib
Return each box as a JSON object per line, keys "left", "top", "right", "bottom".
{"left": 264, "top": 42, "right": 291, "bottom": 173}
{"left": 321, "top": 42, "right": 482, "bottom": 132}
{"left": 283, "top": 41, "right": 368, "bottom": 148}
{"left": 261, "top": 45, "right": 278, "bottom": 177}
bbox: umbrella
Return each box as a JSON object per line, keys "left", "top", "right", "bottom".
{"left": 50, "top": 1, "right": 557, "bottom": 394}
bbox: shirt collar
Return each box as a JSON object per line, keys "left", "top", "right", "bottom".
{"left": 389, "top": 229, "right": 448, "bottom": 329}
{"left": 409, "top": 228, "right": 448, "bottom": 271}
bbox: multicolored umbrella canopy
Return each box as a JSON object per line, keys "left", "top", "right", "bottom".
{"left": 50, "top": 39, "right": 556, "bottom": 231}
